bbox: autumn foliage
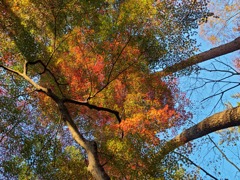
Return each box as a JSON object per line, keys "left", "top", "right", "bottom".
{"left": 0, "top": 0, "right": 214, "bottom": 179}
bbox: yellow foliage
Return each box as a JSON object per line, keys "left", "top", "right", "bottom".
{"left": 225, "top": 5, "right": 232, "bottom": 12}
{"left": 208, "top": 35, "right": 218, "bottom": 44}
{"left": 118, "top": 0, "right": 157, "bottom": 24}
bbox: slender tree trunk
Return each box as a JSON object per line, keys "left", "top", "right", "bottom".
{"left": 158, "top": 36, "right": 240, "bottom": 77}
{"left": 57, "top": 101, "right": 111, "bottom": 180}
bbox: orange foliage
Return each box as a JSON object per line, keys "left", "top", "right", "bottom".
{"left": 49, "top": 26, "right": 191, "bottom": 145}
{"left": 116, "top": 105, "right": 176, "bottom": 144}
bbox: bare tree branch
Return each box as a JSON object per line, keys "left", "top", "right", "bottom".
{"left": 208, "top": 135, "right": 240, "bottom": 172}
{"left": 174, "top": 151, "right": 218, "bottom": 180}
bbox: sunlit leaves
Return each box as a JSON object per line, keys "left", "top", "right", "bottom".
{"left": 0, "top": 0, "right": 210, "bottom": 178}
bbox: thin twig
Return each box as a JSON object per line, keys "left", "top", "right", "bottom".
{"left": 174, "top": 151, "right": 218, "bottom": 180}
{"left": 208, "top": 135, "right": 240, "bottom": 172}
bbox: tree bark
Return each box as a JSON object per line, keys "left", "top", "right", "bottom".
{"left": 157, "top": 36, "right": 240, "bottom": 77}
{"left": 160, "top": 106, "right": 240, "bottom": 158}
{"left": 64, "top": 114, "right": 110, "bottom": 180}
{"left": 52, "top": 97, "right": 111, "bottom": 180}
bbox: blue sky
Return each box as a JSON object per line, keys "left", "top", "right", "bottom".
{"left": 178, "top": 32, "right": 240, "bottom": 179}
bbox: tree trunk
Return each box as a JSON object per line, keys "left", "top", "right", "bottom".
{"left": 160, "top": 106, "right": 240, "bottom": 158}
{"left": 158, "top": 36, "right": 240, "bottom": 77}
{"left": 58, "top": 101, "right": 111, "bottom": 180}
{"left": 86, "top": 141, "right": 111, "bottom": 180}
{"left": 46, "top": 89, "right": 110, "bottom": 180}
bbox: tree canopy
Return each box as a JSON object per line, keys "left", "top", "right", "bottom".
{"left": 0, "top": 0, "right": 239, "bottom": 179}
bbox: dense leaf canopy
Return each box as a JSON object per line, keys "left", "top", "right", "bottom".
{"left": 0, "top": 0, "right": 216, "bottom": 179}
